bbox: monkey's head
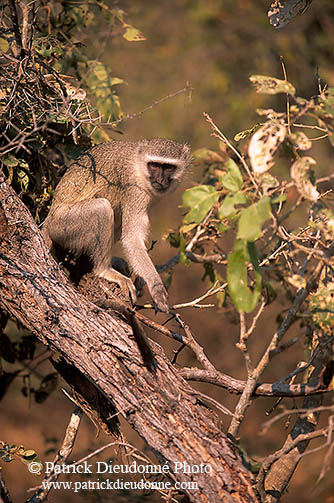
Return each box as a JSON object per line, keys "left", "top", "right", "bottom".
{"left": 135, "top": 138, "right": 191, "bottom": 196}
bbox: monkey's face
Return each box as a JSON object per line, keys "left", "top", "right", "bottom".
{"left": 147, "top": 162, "right": 177, "bottom": 194}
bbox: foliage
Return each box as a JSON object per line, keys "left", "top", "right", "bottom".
{"left": 0, "top": 441, "right": 43, "bottom": 475}
{"left": 0, "top": 0, "right": 143, "bottom": 222}
{"left": 173, "top": 74, "right": 334, "bottom": 317}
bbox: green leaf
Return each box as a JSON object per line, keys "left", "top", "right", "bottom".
{"left": 237, "top": 197, "right": 271, "bottom": 241}
{"left": 202, "top": 264, "right": 225, "bottom": 308}
{"left": 219, "top": 192, "right": 247, "bottom": 218}
{"left": 182, "top": 185, "right": 219, "bottom": 224}
{"left": 227, "top": 240, "right": 261, "bottom": 313}
{"left": 220, "top": 159, "right": 243, "bottom": 192}
{"left": 249, "top": 75, "right": 296, "bottom": 96}
{"left": 87, "top": 62, "right": 124, "bottom": 97}
{"left": 260, "top": 173, "right": 279, "bottom": 192}
{"left": 180, "top": 222, "right": 197, "bottom": 234}
{"left": 82, "top": 61, "right": 124, "bottom": 129}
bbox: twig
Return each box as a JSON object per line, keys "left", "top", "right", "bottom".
{"left": 280, "top": 57, "right": 291, "bottom": 135}
{"left": 173, "top": 313, "right": 217, "bottom": 371}
{"left": 203, "top": 112, "right": 258, "bottom": 188}
{"left": 236, "top": 312, "right": 253, "bottom": 374}
{"left": 261, "top": 405, "right": 334, "bottom": 434}
{"left": 187, "top": 388, "right": 234, "bottom": 417}
{"left": 256, "top": 421, "right": 334, "bottom": 498}
{"left": 0, "top": 470, "right": 13, "bottom": 503}
{"left": 110, "top": 83, "right": 193, "bottom": 126}
{"left": 172, "top": 281, "right": 226, "bottom": 309}
{"left": 255, "top": 261, "right": 323, "bottom": 376}
{"left": 26, "top": 407, "right": 82, "bottom": 503}
{"left": 275, "top": 345, "right": 321, "bottom": 384}
{"left": 228, "top": 261, "right": 324, "bottom": 437}
{"left": 18, "top": 0, "right": 30, "bottom": 50}
{"left": 245, "top": 301, "right": 265, "bottom": 339}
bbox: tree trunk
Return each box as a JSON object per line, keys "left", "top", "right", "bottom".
{"left": 0, "top": 175, "right": 259, "bottom": 503}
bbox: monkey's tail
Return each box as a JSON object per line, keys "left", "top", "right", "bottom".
{"left": 127, "top": 311, "right": 157, "bottom": 373}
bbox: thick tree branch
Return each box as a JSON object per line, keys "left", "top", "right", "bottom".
{"left": 0, "top": 176, "right": 259, "bottom": 503}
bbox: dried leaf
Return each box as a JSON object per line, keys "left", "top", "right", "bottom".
{"left": 289, "top": 131, "right": 312, "bottom": 151}
{"left": 123, "top": 25, "right": 146, "bottom": 42}
{"left": 248, "top": 121, "right": 286, "bottom": 173}
{"left": 287, "top": 274, "right": 307, "bottom": 289}
{"left": 261, "top": 173, "right": 280, "bottom": 195}
{"left": 250, "top": 75, "right": 296, "bottom": 96}
{"left": 256, "top": 108, "right": 285, "bottom": 120}
{"left": 290, "top": 157, "right": 319, "bottom": 201}
{"left": 268, "top": 0, "right": 312, "bottom": 29}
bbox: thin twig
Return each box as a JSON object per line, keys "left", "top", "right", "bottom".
{"left": 26, "top": 407, "right": 82, "bottom": 502}
{"left": 203, "top": 112, "right": 258, "bottom": 188}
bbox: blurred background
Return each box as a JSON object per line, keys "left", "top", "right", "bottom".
{"left": 2, "top": 1, "right": 334, "bottom": 502}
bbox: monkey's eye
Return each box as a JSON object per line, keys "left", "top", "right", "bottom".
{"left": 162, "top": 164, "right": 176, "bottom": 175}
{"left": 147, "top": 162, "right": 161, "bottom": 171}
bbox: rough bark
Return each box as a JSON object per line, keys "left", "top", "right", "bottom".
{"left": 0, "top": 176, "right": 260, "bottom": 503}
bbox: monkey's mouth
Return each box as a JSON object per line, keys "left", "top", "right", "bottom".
{"left": 151, "top": 182, "right": 168, "bottom": 193}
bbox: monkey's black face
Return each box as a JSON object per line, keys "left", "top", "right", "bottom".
{"left": 147, "top": 162, "right": 177, "bottom": 193}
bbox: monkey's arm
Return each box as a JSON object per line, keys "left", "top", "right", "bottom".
{"left": 121, "top": 207, "right": 169, "bottom": 312}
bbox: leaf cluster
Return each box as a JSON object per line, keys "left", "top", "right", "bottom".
{"left": 0, "top": 0, "right": 142, "bottom": 221}
{"left": 0, "top": 441, "right": 43, "bottom": 475}
{"left": 169, "top": 75, "right": 334, "bottom": 317}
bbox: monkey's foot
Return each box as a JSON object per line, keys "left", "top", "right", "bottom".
{"left": 98, "top": 268, "right": 137, "bottom": 305}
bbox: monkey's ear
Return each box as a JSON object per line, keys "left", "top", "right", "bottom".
{"left": 181, "top": 143, "right": 192, "bottom": 165}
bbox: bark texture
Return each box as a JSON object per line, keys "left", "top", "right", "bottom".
{"left": 0, "top": 176, "right": 260, "bottom": 503}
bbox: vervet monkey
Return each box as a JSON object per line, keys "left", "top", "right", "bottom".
{"left": 43, "top": 138, "right": 191, "bottom": 312}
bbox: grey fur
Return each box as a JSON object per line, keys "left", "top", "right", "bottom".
{"left": 43, "top": 138, "right": 191, "bottom": 311}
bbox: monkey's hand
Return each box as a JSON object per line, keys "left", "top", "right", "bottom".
{"left": 151, "top": 282, "right": 169, "bottom": 313}
{"left": 98, "top": 268, "right": 137, "bottom": 305}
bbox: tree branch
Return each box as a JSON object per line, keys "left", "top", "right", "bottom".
{"left": 0, "top": 175, "right": 259, "bottom": 503}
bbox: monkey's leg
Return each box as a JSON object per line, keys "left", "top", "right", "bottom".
{"left": 43, "top": 199, "right": 136, "bottom": 303}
